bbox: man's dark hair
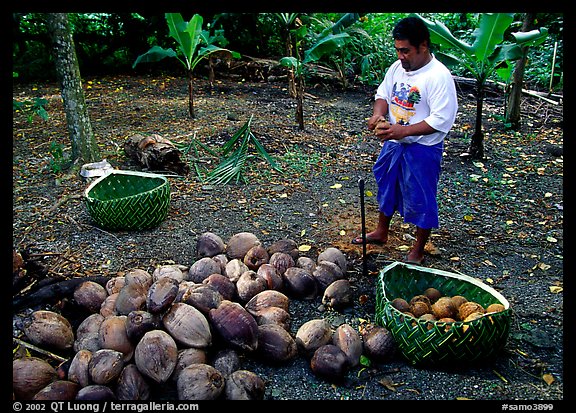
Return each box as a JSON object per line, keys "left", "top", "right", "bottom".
{"left": 392, "top": 16, "right": 431, "bottom": 49}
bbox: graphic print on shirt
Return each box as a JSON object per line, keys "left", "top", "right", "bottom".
{"left": 390, "top": 82, "right": 421, "bottom": 125}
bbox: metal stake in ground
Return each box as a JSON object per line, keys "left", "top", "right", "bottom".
{"left": 358, "top": 178, "right": 368, "bottom": 278}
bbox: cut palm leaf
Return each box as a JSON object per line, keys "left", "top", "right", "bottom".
{"left": 205, "top": 115, "right": 282, "bottom": 185}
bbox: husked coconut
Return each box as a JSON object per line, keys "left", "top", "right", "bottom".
{"left": 98, "top": 315, "right": 134, "bottom": 361}
{"left": 88, "top": 349, "right": 124, "bottom": 385}
{"left": 68, "top": 349, "right": 92, "bottom": 388}
{"left": 152, "top": 264, "right": 185, "bottom": 283}
{"left": 297, "top": 256, "right": 316, "bottom": 273}
{"left": 322, "top": 279, "right": 352, "bottom": 310}
{"left": 13, "top": 356, "right": 58, "bottom": 400}
{"left": 226, "top": 232, "right": 260, "bottom": 259}
{"left": 203, "top": 274, "right": 237, "bottom": 301}
{"left": 74, "top": 281, "right": 108, "bottom": 313}
{"left": 32, "top": 380, "right": 79, "bottom": 400}
{"left": 74, "top": 313, "right": 105, "bottom": 353}
{"left": 99, "top": 292, "right": 119, "bottom": 318}
{"left": 146, "top": 277, "right": 180, "bottom": 313}
{"left": 209, "top": 300, "right": 259, "bottom": 352}
{"left": 135, "top": 330, "right": 178, "bottom": 383}
{"left": 196, "top": 232, "right": 226, "bottom": 258}
{"left": 125, "top": 310, "right": 161, "bottom": 343}
{"left": 75, "top": 384, "right": 116, "bottom": 400}
{"left": 171, "top": 348, "right": 208, "bottom": 382}
{"left": 310, "top": 344, "right": 349, "bottom": 382}
{"left": 267, "top": 238, "right": 299, "bottom": 261}
{"left": 162, "top": 302, "right": 212, "bottom": 348}
{"left": 23, "top": 310, "right": 74, "bottom": 351}
{"left": 224, "top": 370, "right": 266, "bottom": 400}
{"left": 317, "top": 247, "right": 347, "bottom": 273}
{"left": 245, "top": 290, "right": 290, "bottom": 316}
{"left": 295, "top": 318, "right": 333, "bottom": 356}
{"left": 269, "top": 252, "right": 295, "bottom": 276}
{"left": 257, "top": 323, "right": 298, "bottom": 363}
{"left": 236, "top": 270, "right": 267, "bottom": 303}
{"left": 177, "top": 364, "right": 225, "bottom": 400}
{"left": 183, "top": 284, "right": 224, "bottom": 315}
{"left": 116, "top": 364, "right": 150, "bottom": 401}
{"left": 332, "top": 323, "right": 363, "bottom": 368}
{"left": 225, "top": 259, "right": 249, "bottom": 283}
{"left": 256, "top": 263, "right": 284, "bottom": 291}
{"left": 283, "top": 267, "right": 317, "bottom": 300}
{"left": 243, "top": 245, "right": 270, "bottom": 270}
{"left": 313, "top": 261, "right": 344, "bottom": 292}
{"left": 187, "top": 257, "right": 221, "bottom": 283}
{"left": 211, "top": 348, "right": 241, "bottom": 377}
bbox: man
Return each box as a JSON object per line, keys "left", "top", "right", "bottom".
{"left": 351, "top": 16, "right": 458, "bottom": 265}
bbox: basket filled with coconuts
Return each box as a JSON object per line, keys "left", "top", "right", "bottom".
{"left": 375, "top": 261, "right": 512, "bottom": 366}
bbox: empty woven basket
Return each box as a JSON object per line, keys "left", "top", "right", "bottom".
{"left": 84, "top": 170, "right": 170, "bottom": 231}
{"left": 375, "top": 261, "right": 512, "bottom": 366}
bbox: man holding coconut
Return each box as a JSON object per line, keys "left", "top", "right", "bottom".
{"left": 351, "top": 16, "right": 458, "bottom": 265}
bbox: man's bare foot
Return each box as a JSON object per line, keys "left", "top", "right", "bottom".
{"left": 350, "top": 231, "right": 388, "bottom": 245}
{"left": 404, "top": 250, "right": 425, "bottom": 265}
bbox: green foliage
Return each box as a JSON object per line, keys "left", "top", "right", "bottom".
{"left": 13, "top": 97, "right": 49, "bottom": 123}
{"left": 205, "top": 116, "right": 282, "bottom": 185}
{"left": 48, "top": 141, "right": 65, "bottom": 173}
{"left": 133, "top": 13, "right": 240, "bottom": 71}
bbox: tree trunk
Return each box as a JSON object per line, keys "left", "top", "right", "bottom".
{"left": 188, "top": 69, "right": 195, "bottom": 119}
{"left": 124, "top": 134, "right": 190, "bottom": 175}
{"left": 45, "top": 13, "right": 100, "bottom": 166}
{"left": 505, "top": 13, "right": 535, "bottom": 130}
{"left": 468, "top": 80, "right": 485, "bottom": 159}
{"left": 296, "top": 75, "right": 305, "bottom": 130}
{"left": 286, "top": 33, "right": 297, "bottom": 98}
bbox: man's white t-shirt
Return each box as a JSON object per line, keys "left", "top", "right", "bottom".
{"left": 375, "top": 55, "right": 458, "bottom": 145}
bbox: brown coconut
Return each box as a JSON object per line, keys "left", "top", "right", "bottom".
{"left": 209, "top": 300, "right": 259, "bottom": 352}
{"left": 390, "top": 297, "right": 411, "bottom": 313}
{"left": 295, "top": 318, "right": 333, "bottom": 356}
{"left": 423, "top": 287, "right": 442, "bottom": 303}
{"left": 177, "top": 364, "right": 225, "bottom": 400}
{"left": 451, "top": 295, "right": 468, "bottom": 310}
{"left": 243, "top": 245, "right": 270, "bottom": 270}
{"left": 88, "top": 349, "right": 124, "bottom": 385}
{"left": 431, "top": 296, "right": 457, "bottom": 320}
{"left": 224, "top": 370, "right": 266, "bottom": 400}
{"left": 23, "top": 310, "right": 74, "bottom": 351}
{"left": 187, "top": 257, "right": 221, "bottom": 283}
{"left": 256, "top": 323, "right": 298, "bottom": 363}
{"left": 115, "top": 364, "right": 150, "bottom": 401}
{"left": 332, "top": 323, "right": 363, "bottom": 368}
{"left": 458, "top": 301, "right": 485, "bottom": 321}
{"left": 74, "top": 281, "right": 109, "bottom": 313}
{"left": 162, "top": 302, "right": 212, "bottom": 348}
{"left": 486, "top": 303, "right": 506, "bottom": 313}
{"left": 196, "top": 232, "right": 226, "bottom": 258}
{"left": 226, "top": 232, "right": 261, "bottom": 260}
{"left": 13, "top": 356, "right": 58, "bottom": 400}
{"left": 135, "top": 330, "right": 178, "bottom": 383}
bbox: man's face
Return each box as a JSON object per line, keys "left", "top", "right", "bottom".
{"left": 394, "top": 39, "right": 428, "bottom": 72}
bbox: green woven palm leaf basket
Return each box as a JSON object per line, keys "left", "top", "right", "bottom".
{"left": 84, "top": 170, "right": 171, "bottom": 231}
{"left": 375, "top": 261, "right": 512, "bottom": 366}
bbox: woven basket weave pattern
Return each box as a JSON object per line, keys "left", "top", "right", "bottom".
{"left": 85, "top": 171, "right": 170, "bottom": 231}
{"left": 375, "top": 262, "right": 512, "bottom": 365}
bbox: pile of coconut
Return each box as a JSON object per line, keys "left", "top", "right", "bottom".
{"left": 13, "top": 231, "right": 396, "bottom": 401}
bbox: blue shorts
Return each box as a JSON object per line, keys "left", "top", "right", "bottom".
{"left": 372, "top": 141, "right": 443, "bottom": 229}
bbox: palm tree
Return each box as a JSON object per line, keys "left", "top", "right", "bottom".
{"left": 419, "top": 13, "right": 547, "bottom": 159}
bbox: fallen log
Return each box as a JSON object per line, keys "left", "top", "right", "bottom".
{"left": 124, "top": 134, "right": 189, "bottom": 175}
{"left": 13, "top": 275, "right": 111, "bottom": 311}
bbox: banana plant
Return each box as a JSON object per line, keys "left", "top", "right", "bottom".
{"left": 419, "top": 13, "right": 547, "bottom": 159}
{"left": 133, "top": 13, "right": 240, "bottom": 119}
{"left": 280, "top": 13, "right": 359, "bottom": 130}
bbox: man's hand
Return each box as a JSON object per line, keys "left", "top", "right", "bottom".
{"left": 368, "top": 115, "right": 386, "bottom": 130}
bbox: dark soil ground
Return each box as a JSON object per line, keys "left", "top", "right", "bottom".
{"left": 12, "top": 69, "right": 564, "bottom": 402}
